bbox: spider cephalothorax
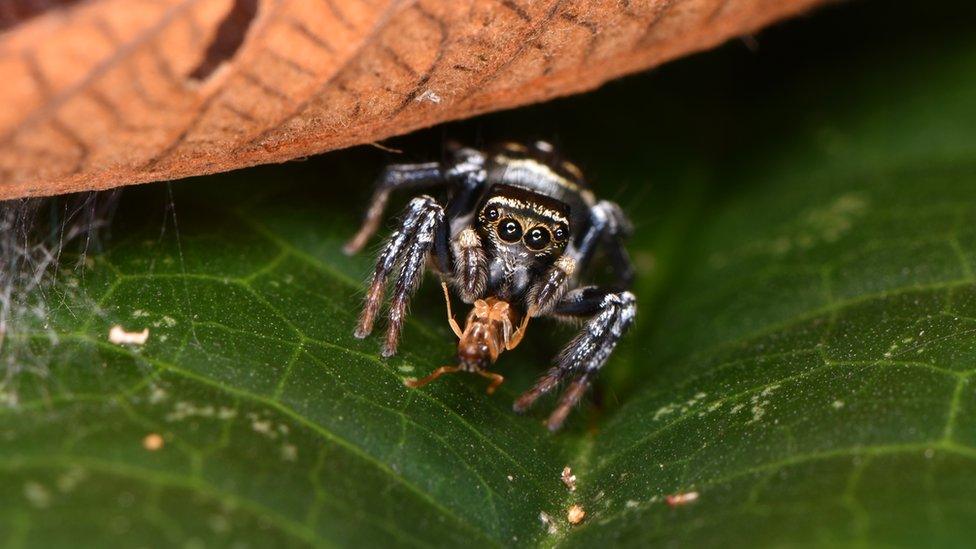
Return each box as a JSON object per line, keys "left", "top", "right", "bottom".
{"left": 346, "top": 141, "right": 636, "bottom": 431}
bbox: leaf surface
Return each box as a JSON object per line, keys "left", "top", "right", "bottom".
{"left": 2, "top": 2, "right": 976, "bottom": 547}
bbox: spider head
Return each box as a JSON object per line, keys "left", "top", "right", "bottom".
{"left": 477, "top": 185, "right": 570, "bottom": 265}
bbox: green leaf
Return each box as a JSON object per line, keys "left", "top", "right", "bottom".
{"left": 2, "top": 2, "right": 975, "bottom": 546}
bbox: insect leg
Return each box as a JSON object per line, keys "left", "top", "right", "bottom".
{"left": 344, "top": 162, "right": 444, "bottom": 255}
{"left": 476, "top": 370, "right": 506, "bottom": 395}
{"left": 440, "top": 281, "right": 463, "bottom": 338}
{"left": 514, "top": 286, "right": 636, "bottom": 431}
{"left": 404, "top": 365, "right": 461, "bottom": 388}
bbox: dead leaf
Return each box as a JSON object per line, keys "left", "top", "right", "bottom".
{"left": 0, "top": 0, "right": 827, "bottom": 199}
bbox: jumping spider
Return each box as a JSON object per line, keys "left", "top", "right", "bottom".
{"left": 346, "top": 141, "right": 636, "bottom": 431}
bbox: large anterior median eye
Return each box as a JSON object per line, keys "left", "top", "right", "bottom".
{"left": 497, "top": 218, "right": 523, "bottom": 242}
{"left": 524, "top": 226, "right": 552, "bottom": 250}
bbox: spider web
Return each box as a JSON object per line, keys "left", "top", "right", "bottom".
{"left": 0, "top": 192, "right": 117, "bottom": 407}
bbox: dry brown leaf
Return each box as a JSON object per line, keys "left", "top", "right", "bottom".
{"left": 0, "top": 0, "right": 827, "bottom": 199}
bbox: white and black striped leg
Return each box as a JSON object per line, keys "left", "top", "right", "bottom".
{"left": 514, "top": 287, "right": 637, "bottom": 431}
{"left": 344, "top": 162, "right": 444, "bottom": 255}
{"left": 354, "top": 196, "right": 445, "bottom": 357}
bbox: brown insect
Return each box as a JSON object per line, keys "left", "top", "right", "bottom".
{"left": 405, "top": 283, "right": 531, "bottom": 394}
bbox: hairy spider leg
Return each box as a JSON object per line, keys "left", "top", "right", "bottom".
{"left": 571, "top": 200, "right": 635, "bottom": 290}
{"left": 514, "top": 287, "right": 636, "bottom": 431}
{"left": 355, "top": 196, "right": 445, "bottom": 357}
{"left": 598, "top": 201, "right": 635, "bottom": 289}
{"left": 344, "top": 153, "right": 488, "bottom": 271}
{"left": 546, "top": 373, "right": 593, "bottom": 431}
{"left": 344, "top": 162, "right": 443, "bottom": 255}
{"left": 353, "top": 155, "right": 490, "bottom": 357}
{"left": 434, "top": 162, "right": 488, "bottom": 274}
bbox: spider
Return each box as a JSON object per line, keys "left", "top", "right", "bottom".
{"left": 345, "top": 141, "right": 636, "bottom": 431}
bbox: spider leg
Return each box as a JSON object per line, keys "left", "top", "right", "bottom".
{"left": 596, "top": 200, "right": 635, "bottom": 289}
{"left": 345, "top": 162, "right": 444, "bottom": 255}
{"left": 546, "top": 373, "right": 593, "bottom": 432}
{"left": 573, "top": 200, "right": 635, "bottom": 288}
{"left": 434, "top": 156, "right": 489, "bottom": 277}
{"left": 604, "top": 234, "right": 635, "bottom": 289}
{"left": 514, "top": 286, "right": 636, "bottom": 431}
{"left": 354, "top": 196, "right": 445, "bottom": 357}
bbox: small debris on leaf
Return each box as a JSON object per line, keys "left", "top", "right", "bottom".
{"left": 567, "top": 504, "right": 586, "bottom": 525}
{"left": 142, "top": 433, "right": 164, "bottom": 451}
{"left": 561, "top": 466, "right": 577, "bottom": 492}
{"left": 666, "top": 491, "right": 699, "bottom": 507}
{"left": 23, "top": 482, "right": 51, "bottom": 508}
{"left": 539, "top": 511, "right": 558, "bottom": 534}
{"left": 109, "top": 325, "right": 149, "bottom": 345}
{"left": 281, "top": 443, "right": 298, "bottom": 461}
{"left": 507, "top": 474, "right": 514, "bottom": 481}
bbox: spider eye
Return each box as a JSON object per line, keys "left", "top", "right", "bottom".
{"left": 524, "top": 226, "right": 552, "bottom": 250}
{"left": 497, "top": 218, "right": 523, "bottom": 242}
{"left": 553, "top": 223, "right": 569, "bottom": 241}
{"left": 484, "top": 205, "right": 500, "bottom": 221}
